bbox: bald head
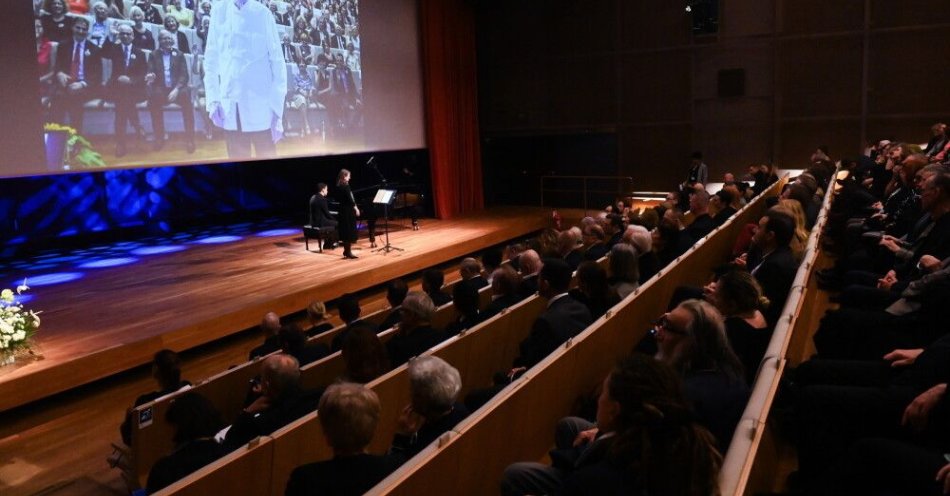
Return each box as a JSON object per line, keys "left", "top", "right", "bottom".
{"left": 262, "top": 312, "right": 281, "bottom": 336}
{"left": 519, "top": 249, "right": 542, "bottom": 275}
{"left": 459, "top": 257, "right": 482, "bottom": 280}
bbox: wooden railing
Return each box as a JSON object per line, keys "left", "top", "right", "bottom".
{"left": 718, "top": 170, "right": 840, "bottom": 496}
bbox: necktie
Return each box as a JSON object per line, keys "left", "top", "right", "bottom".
{"left": 125, "top": 46, "right": 131, "bottom": 68}
{"left": 71, "top": 42, "right": 81, "bottom": 79}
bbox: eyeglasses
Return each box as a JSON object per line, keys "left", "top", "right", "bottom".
{"left": 649, "top": 315, "right": 688, "bottom": 337}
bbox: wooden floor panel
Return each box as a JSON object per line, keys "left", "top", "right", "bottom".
{"left": 0, "top": 207, "right": 549, "bottom": 413}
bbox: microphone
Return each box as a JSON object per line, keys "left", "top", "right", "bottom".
{"left": 366, "top": 156, "right": 376, "bottom": 167}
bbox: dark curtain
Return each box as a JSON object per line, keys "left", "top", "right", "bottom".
{"left": 420, "top": 0, "right": 484, "bottom": 219}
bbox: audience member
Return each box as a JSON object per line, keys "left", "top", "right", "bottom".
{"left": 50, "top": 18, "right": 103, "bottom": 133}
{"left": 340, "top": 323, "right": 390, "bottom": 384}
{"left": 106, "top": 23, "right": 148, "bottom": 158}
{"left": 332, "top": 295, "right": 377, "bottom": 351}
{"left": 120, "top": 349, "right": 191, "bottom": 445}
{"left": 389, "top": 356, "right": 469, "bottom": 464}
{"left": 249, "top": 312, "right": 282, "bottom": 360}
{"left": 459, "top": 257, "right": 488, "bottom": 289}
{"left": 517, "top": 249, "right": 542, "bottom": 298}
{"left": 569, "top": 261, "right": 620, "bottom": 319}
{"left": 557, "top": 230, "right": 583, "bottom": 271}
{"left": 653, "top": 299, "right": 748, "bottom": 451}
{"left": 623, "top": 225, "right": 659, "bottom": 283}
{"left": 512, "top": 259, "right": 593, "bottom": 370}
{"left": 445, "top": 280, "right": 481, "bottom": 336}
{"left": 501, "top": 354, "right": 721, "bottom": 496}
{"left": 286, "top": 384, "right": 396, "bottom": 496}
{"left": 223, "top": 354, "right": 320, "bottom": 451}
{"left": 278, "top": 323, "right": 329, "bottom": 366}
{"left": 685, "top": 189, "right": 716, "bottom": 240}
{"left": 744, "top": 208, "right": 798, "bottom": 326}
{"left": 386, "top": 292, "right": 442, "bottom": 367}
{"left": 422, "top": 269, "right": 452, "bottom": 307}
{"left": 705, "top": 269, "right": 771, "bottom": 384}
{"left": 481, "top": 265, "right": 523, "bottom": 321}
{"left": 686, "top": 151, "right": 709, "bottom": 186}
{"left": 379, "top": 279, "right": 410, "bottom": 332}
{"left": 607, "top": 243, "right": 639, "bottom": 300}
{"left": 145, "top": 392, "right": 226, "bottom": 493}
{"left": 303, "top": 300, "right": 333, "bottom": 337}
{"left": 146, "top": 29, "right": 196, "bottom": 154}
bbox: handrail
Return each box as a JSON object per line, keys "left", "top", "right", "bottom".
{"left": 718, "top": 167, "right": 839, "bottom": 496}
{"left": 539, "top": 175, "right": 635, "bottom": 214}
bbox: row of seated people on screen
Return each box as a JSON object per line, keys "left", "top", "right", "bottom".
{"left": 38, "top": 13, "right": 361, "bottom": 75}
{"left": 39, "top": 20, "right": 362, "bottom": 154}
{"left": 37, "top": 0, "right": 361, "bottom": 57}
{"left": 122, "top": 220, "right": 792, "bottom": 494}
{"left": 776, "top": 128, "right": 950, "bottom": 494}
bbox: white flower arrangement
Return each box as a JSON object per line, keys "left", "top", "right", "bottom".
{"left": 0, "top": 280, "right": 40, "bottom": 355}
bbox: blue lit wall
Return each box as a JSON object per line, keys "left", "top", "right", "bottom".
{"left": 0, "top": 150, "right": 429, "bottom": 259}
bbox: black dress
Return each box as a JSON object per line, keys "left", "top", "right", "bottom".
{"left": 334, "top": 183, "right": 358, "bottom": 243}
{"left": 724, "top": 316, "right": 772, "bottom": 385}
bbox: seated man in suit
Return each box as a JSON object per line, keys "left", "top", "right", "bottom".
{"left": 385, "top": 292, "right": 443, "bottom": 367}
{"left": 223, "top": 354, "right": 320, "bottom": 451}
{"left": 286, "top": 383, "right": 397, "bottom": 496}
{"left": 459, "top": 257, "right": 488, "bottom": 289}
{"left": 107, "top": 24, "right": 148, "bottom": 157}
{"left": 512, "top": 258, "right": 594, "bottom": 370}
{"left": 146, "top": 30, "right": 196, "bottom": 153}
{"left": 51, "top": 17, "right": 103, "bottom": 133}
{"left": 744, "top": 208, "right": 798, "bottom": 325}
{"left": 517, "top": 249, "right": 542, "bottom": 299}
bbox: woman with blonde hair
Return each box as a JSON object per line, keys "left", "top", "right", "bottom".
{"left": 775, "top": 199, "right": 809, "bottom": 260}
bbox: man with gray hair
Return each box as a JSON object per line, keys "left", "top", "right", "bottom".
{"left": 223, "top": 353, "right": 320, "bottom": 450}
{"left": 624, "top": 225, "right": 659, "bottom": 282}
{"left": 145, "top": 29, "right": 196, "bottom": 153}
{"left": 390, "top": 356, "right": 469, "bottom": 463}
{"left": 386, "top": 292, "right": 443, "bottom": 367}
{"left": 518, "top": 249, "right": 543, "bottom": 299}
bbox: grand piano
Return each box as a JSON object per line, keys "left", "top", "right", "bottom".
{"left": 329, "top": 177, "right": 426, "bottom": 247}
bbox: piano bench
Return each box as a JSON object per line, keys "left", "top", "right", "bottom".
{"left": 303, "top": 225, "right": 336, "bottom": 253}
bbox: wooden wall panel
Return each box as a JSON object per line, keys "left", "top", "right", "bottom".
{"left": 778, "top": 120, "right": 862, "bottom": 166}
{"left": 619, "top": 51, "right": 693, "bottom": 123}
{"left": 544, "top": 54, "right": 617, "bottom": 127}
{"left": 617, "top": 124, "right": 694, "bottom": 191}
{"left": 870, "top": 0, "right": 950, "bottom": 28}
{"left": 867, "top": 29, "right": 950, "bottom": 115}
{"left": 779, "top": 0, "right": 864, "bottom": 34}
{"left": 777, "top": 36, "right": 864, "bottom": 118}
{"left": 618, "top": 1, "right": 690, "bottom": 50}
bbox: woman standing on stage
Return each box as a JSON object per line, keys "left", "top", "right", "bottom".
{"left": 335, "top": 169, "right": 360, "bottom": 259}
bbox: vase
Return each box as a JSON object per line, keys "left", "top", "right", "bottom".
{"left": 0, "top": 351, "right": 15, "bottom": 367}
{"left": 44, "top": 130, "right": 70, "bottom": 172}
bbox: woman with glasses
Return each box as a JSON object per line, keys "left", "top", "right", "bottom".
{"left": 652, "top": 299, "right": 748, "bottom": 452}
{"left": 501, "top": 354, "right": 722, "bottom": 496}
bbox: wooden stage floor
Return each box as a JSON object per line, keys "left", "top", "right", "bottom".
{"left": 0, "top": 207, "right": 549, "bottom": 413}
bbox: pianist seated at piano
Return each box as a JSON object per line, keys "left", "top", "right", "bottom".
{"left": 309, "top": 182, "right": 339, "bottom": 249}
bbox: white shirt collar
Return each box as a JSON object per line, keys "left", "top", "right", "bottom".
{"left": 547, "top": 292, "right": 569, "bottom": 308}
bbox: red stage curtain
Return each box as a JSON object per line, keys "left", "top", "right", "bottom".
{"left": 420, "top": 0, "right": 484, "bottom": 219}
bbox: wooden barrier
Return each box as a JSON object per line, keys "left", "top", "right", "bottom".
{"left": 154, "top": 436, "right": 275, "bottom": 496}
{"left": 367, "top": 178, "right": 788, "bottom": 495}
{"left": 150, "top": 290, "right": 548, "bottom": 496}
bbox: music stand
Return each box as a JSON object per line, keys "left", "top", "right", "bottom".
{"left": 372, "top": 189, "right": 403, "bottom": 253}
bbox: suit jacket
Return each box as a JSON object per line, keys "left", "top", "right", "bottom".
{"left": 172, "top": 31, "right": 191, "bottom": 54}
{"left": 309, "top": 194, "right": 336, "bottom": 227}
{"left": 54, "top": 39, "right": 103, "bottom": 88}
{"left": 105, "top": 42, "right": 147, "bottom": 95}
{"left": 285, "top": 454, "right": 397, "bottom": 496}
{"left": 223, "top": 387, "right": 321, "bottom": 451}
{"left": 147, "top": 48, "right": 190, "bottom": 96}
{"left": 146, "top": 439, "right": 228, "bottom": 493}
{"left": 686, "top": 213, "right": 716, "bottom": 240}
{"left": 390, "top": 403, "right": 469, "bottom": 464}
{"left": 466, "top": 275, "right": 489, "bottom": 290}
{"left": 518, "top": 273, "right": 539, "bottom": 299}
{"left": 514, "top": 294, "right": 593, "bottom": 368}
{"left": 481, "top": 294, "right": 520, "bottom": 322}
{"left": 584, "top": 243, "right": 609, "bottom": 261}
{"left": 428, "top": 290, "right": 452, "bottom": 308}
{"left": 330, "top": 34, "right": 348, "bottom": 49}
{"left": 386, "top": 325, "right": 443, "bottom": 367}
{"left": 331, "top": 320, "right": 380, "bottom": 352}
{"left": 750, "top": 245, "right": 798, "bottom": 325}
{"left": 272, "top": 11, "right": 290, "bottom": 26}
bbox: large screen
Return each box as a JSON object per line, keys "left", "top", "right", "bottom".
{"left": 2, "top": 0, "right": 424, "bottom": 178}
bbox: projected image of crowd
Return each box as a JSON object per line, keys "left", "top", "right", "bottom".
{"left": 35, "top": 0, "right": 363, "bottom": 167}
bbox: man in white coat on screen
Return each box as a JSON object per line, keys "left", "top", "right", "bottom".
{"left": 204, "top": 0, "right": 287, "bottom": 159}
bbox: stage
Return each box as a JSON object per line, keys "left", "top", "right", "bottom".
{"left": 0, "top": 207, "right": 550, "bottom": 412}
